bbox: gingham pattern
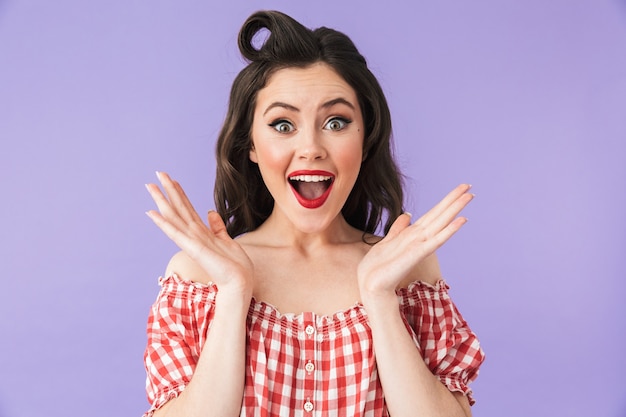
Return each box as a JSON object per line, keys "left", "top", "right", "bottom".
{"left": 143, "top": 275, "right": 484, "bottom": 417}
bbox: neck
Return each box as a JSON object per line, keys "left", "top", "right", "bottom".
{"left": 252, "top": 210, "right": 363, "bottom": 253}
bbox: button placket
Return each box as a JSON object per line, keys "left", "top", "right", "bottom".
{"left": 302, "top": 313, "right": 316, "bottom": 414}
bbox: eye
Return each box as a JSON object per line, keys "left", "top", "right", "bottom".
{"left": 324, "top": 117, "right": 351, "bottom": 131}
{"left": 269, "top": 119, "right": 295, "bottom": 133}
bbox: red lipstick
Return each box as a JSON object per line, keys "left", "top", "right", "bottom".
{"left": 288, "top": 170, "right": 335, "bottom": 209}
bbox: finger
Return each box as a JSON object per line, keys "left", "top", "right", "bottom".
{"left": 171, "top": 176, "right": 207, "bottom": 226}
{"left": 207, "top": 210, "right": 231, "bottom": 240}
{"left": 419, "top": 192, "right": 474, "bottom": 238}
{"left": 414, "top": 184, "right": 472, "bottom": 227}
{"left": 403, "top": 217, "right": 468, "bottom": 267}
{"left": 156, "top": 171, "right": 204, "bottom": 225}
{"left": 145, "top": 182, "right": 184, "bottom": 226}
{"left": 145, "top": 181, "right": 206, "bottom": 241}
{"left": 147, "top": 210, "right": 245, "bottom": 282}
{"left": 384, "top": 212, "right": 412, "bottom": 240}
{"left": 425, "top": 216, "right": 468, "bottom": 253}
{"left": 145, "top": 210, "right": 205, "bottom": 260}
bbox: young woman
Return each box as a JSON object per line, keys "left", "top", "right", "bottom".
{"left": 143, "top": 10, "right": 484, "bottom": 417}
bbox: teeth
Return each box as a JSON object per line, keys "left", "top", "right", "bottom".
{"left": 289, "top": 175, "right": 332, "bottom": 182}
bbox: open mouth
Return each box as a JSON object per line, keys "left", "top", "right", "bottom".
{"left": 288, "top": 172, "right": 334, "bottom": 209}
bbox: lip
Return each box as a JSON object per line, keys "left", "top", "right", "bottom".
{"left": 288, "top": 170, "right": 335, "bottom": 209}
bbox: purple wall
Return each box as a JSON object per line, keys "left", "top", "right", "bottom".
{"left": 1, "top": 1, "right": 625, "bottom": 416}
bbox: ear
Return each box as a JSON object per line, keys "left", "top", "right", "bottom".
{"left": 249, "top": 143, "right": 258, "bottom": 163}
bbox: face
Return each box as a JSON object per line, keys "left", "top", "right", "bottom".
{"left": 249, "top": 63, "right": 364, "bottom": 234}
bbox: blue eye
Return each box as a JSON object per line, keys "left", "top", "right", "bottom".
{"left": 269, "top": 120, "right": 294, "bottom": 133}
{"left": 324, "top": 117, "right": 351, "bottom": 131}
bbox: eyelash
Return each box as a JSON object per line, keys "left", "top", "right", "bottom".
{"left": 268, "top": 117, "right": 352, "bottom": 133}
{"left": 268, "top": 119, "right": 294, "bottom": 133}
{"left": 325, "top": 117, "right": 352, "bottom": 131}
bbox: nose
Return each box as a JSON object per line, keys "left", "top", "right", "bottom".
{"left": 297, "top": 128, "right": 327, "bottom": 161}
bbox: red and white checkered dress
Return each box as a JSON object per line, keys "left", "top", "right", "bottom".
{"left": 143, "top": 274, "right": 484, "bottom": 417}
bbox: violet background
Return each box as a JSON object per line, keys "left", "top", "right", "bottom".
{"left": 1, "top": 1, "right": 625, "bottom": 416}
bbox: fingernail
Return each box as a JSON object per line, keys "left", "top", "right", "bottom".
{"left": 155, "top": 171, "right": 162, "bottom": 179}
{"left": 404, "top": 211, "right": 412, "bottom": 217}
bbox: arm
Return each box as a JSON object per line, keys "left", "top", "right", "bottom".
{"left": 152, "top": 290, "right": 250, "bottom": 417}
{"left": 150, "top": 257, "right": 250, "bottom": 417}
{"left": 358, "top": 184, "right": 475, "bottom": 417}
{"left": 361, "top": 283, "right": 472, "bottom": 417}
{"left": 145, "top": 172, "right": 253, "bottom": 417}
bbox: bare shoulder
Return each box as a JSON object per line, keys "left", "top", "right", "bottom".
{"left": 403, "top": 252, "right": 442, "bottom": 287}
{"left": 453, "top": 391, "right": 472, "bottom": 416}
{"left": 164, "top": 251, "right": 212, "bottom": 284}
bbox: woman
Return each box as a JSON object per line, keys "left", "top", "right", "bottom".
{"left": 144, "top": 10, "right": 484, "bottom": 417}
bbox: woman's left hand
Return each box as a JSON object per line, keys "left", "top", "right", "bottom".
{"left": 357, "top": 184, "right": 474, "bottom": 297}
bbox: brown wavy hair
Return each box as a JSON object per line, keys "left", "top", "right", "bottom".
{"left": 214, "top": 10, "right": 404, "bottom": 237}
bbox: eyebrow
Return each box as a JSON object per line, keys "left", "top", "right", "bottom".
{"left": 263, "top": 102, "right": 299, "bottom": 116}
{"left": 263, "top": 97, "right": 356, "bottom": 116}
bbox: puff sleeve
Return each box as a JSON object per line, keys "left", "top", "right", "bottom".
{"left": 398, "top": 280, "right": 485, "bottom": 405}
{"left": 142, "top": 275, "right": 218, "bottom": 417}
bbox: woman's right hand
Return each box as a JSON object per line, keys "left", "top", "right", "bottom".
{"left": 145, "top": 171, "right": 254, "bottom": 295}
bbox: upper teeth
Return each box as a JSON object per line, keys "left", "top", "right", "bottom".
{"left": 289, "top": 175, "right": 332, "bottom": 182}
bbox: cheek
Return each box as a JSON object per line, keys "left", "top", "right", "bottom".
{"left": 335, "top": 141, "right": 364, "bottom": 180}
{"left": 253, "top": 142, "right": 291, "bottom": 176}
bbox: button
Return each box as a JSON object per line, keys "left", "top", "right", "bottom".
{"left": 304, "top": 401, "right": 314, "bottom": 412}
{"left": 305, "top": 325, "right": 315, "bottom": 335}
{"left": 305, "top": 361, "right": 315, "bottom": 373}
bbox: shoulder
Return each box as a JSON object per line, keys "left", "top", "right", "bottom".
{"left": 400, "top": 253, "right": 443, "bottom": 288}
{"left": 164, "top": 251, "right": 212, "bottom": 285}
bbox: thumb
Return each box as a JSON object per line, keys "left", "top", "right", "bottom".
{"left": 207, "top": 210, "right": 230, "bottom": 240}
{"left": 384, "top": 212, "right": 412, "bottom": 241}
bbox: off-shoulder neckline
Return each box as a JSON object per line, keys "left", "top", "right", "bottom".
{"left": 160, "top": 273, "right": 448, "bottom": 321}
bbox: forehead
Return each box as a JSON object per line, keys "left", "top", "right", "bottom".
{"left": 257, "top": 63, "right": 357, "bottom": 105}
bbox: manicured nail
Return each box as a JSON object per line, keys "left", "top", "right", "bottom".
{"left": 404, "top": 212, "right": 412, "bottom": 217}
